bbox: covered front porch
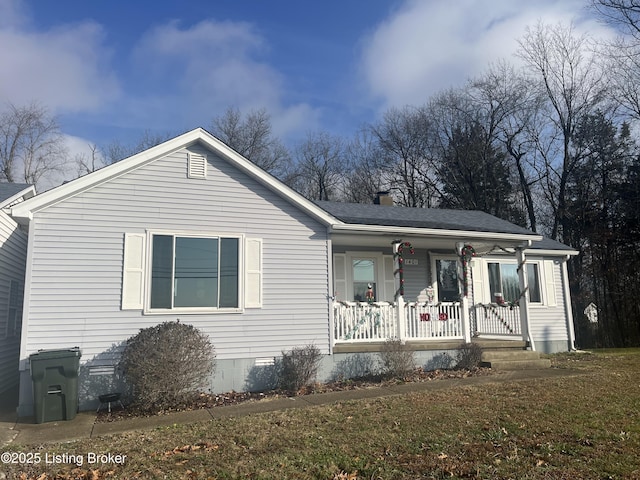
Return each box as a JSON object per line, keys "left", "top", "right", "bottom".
{"left": 329, "top": 224, "right": 540, "bottom": 350}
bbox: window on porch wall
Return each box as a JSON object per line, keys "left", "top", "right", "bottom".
{"left": 488, "top": 262, "right": 541, "bottom": 303}
{"left": 353, "top": 259, "right": 376, "bottom": 302}
{"left": 436, "top": 259, "right": 459, "bottom": 302}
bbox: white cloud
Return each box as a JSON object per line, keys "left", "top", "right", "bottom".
{"left": 359, "top": 0, "right": 616, "bottom": 109}
{"left": 0, "top": 0, "right": 26, "bottom": 28}
{"left": 0, "top": 0, "right": 120, "bottom": 113}
{"left": 128, "top": 19, "right": 320, "bottom": 138}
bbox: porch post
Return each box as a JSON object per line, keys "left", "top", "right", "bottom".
{"left": 461, "top": 294, "right": 472, "bottom": 343}
{"left": 456, "top": 243, "right": 472, "bottom": 343}
{"left": 516, "top": 247, "right": 535, "bottom": 350}
{"left": 392, "top": 240, "right": 407, "bottom": 341}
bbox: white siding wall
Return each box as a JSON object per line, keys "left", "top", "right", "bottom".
{"left": 21, "top": 145, "right": 330, "bottom": 366}
{"left": 527, "top": 257, "right": 570, "bottom": 349}
{"left": 0, "top": 211, "right": 27, "bottom": 392}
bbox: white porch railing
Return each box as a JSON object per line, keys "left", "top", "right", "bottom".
{"left": 333, "top": 301, "right": 522, "bottom": 343}
{"left": 470, "top": 303, "right": 522, "bottom": 337}
{"left": 333, "top": 301, "right": 464, "bottom": 343}
{"left": 405, "top": 302, "right": 462, "bottom": 339}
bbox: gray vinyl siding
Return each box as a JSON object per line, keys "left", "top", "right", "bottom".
{"left": 21, "top": 145, "right": 330, "bottom": 365}
{"left": 0, "top": 211, "right": 27, "bottom": 393}
{"left": 528, "top": 257, "right": 570, "bottom": 349}
{"left": 401, "top": 248, "right": 429, "bottom": 301}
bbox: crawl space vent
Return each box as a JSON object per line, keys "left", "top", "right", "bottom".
{"left": 188, "top": 153, "right": 207, "bottom": 179}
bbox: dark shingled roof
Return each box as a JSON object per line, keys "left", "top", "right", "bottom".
{"left": 314, "top": 201, "right": 576, "bottom": 252}
{"left": 315, "top": 200, "right": 536, "bottom": 236}
{"left": 528, "top": 236, "right": 576, "bottom": 252}
{"left": 0, "top": 182, "right": 32, "bottom": 203}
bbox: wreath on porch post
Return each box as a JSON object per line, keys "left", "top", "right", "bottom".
{"left": 459, "top": 244, "right": 476, "bottom": 297}
{"left": 394, "top": 241, "right": 415, "bottom": 297}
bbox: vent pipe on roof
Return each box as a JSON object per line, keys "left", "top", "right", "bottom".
{"left": 374, "top": 191, "right": 393, "bottom": 206}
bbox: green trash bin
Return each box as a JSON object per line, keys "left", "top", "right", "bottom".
{"left": 29, "top": 347, "right": 81, "bottom": 424}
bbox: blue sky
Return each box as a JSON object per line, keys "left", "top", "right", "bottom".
{"left": 0, "top": 0, "right": 614, "bottom": 177}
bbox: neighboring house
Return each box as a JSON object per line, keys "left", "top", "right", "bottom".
{"left": 0, "top": 183, "right": 35, "bottom": 395}
{"left": 7, "top": 128, "right": 578, "bottom": 415}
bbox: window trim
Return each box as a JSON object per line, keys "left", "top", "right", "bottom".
{"left": 341, "top": 251, "right": 395, "bottom": 302}
{"left": 144, "top": 230, "right": 244, "bottom": 314}
{"left": 430, "top": 254, "right": 461, "bottom": 303}
{"left": 486, "top": 259, "right": 544, "bottom": 305}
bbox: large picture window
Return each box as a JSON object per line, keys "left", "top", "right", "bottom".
{"left": 488, "top": 262, "right": 541, "bottom": 304}
{"left": 150, "top": 234, "right": 239, "bottom": 310}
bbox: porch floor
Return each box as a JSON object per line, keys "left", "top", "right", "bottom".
{"left": 333, "top": 338, "right": 527, "bottom": 354}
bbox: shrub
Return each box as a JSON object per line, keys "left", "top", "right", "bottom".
{"left": 119, "top": 321, "right": 216, "bottom": 410}
{"left": 378, "top": 338, "right": 416, "bottom": 379}
{"left": 454, "top": 342, "right": 483, "bottom": 370}
{"left": 279, "top": 344, "right": 323, "bottom": 392}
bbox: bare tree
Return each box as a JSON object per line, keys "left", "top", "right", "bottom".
{"left": 517, "top": 21, "right": 609, "bottom": 241}
{"left": 591, "top": 0, "right": 640, "bottom": 40}
{"left": 370, "top": 106, "right": 438, "bottom": 207}
{"left": 0, "top": 102, "right": 68, "bottom": 188}
{"left": 211, "top": 107, "right": 291, "bottom": 179}
{"left": 427, "top": 86, "right": 524, "bottom": 224}
{"left": 102, "top": 130, "right": 173, "bottom": 165}
{"left": 74, "top": 143, "right": 104, "bottom": 176}
{"left": 290, "top": 131, "right": 346, "bottom": 201}
{"left": 341, "top": 129, "right": 386, "bottom": 203}
{"left": 470, "top": 62, "right": 547, "bottom": 231}
{"left": 591, "top": 0, "right": 640, "bottom": 122}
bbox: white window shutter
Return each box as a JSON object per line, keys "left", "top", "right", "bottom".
{"left": 543, "top": 260, "right": 557, "bottom": 307}
{"left": 383, "top": 255, "right": 396, "bottom": 302}
{"left": 471, "top": 258, "right": 485, "bottom": 305}
{"left": 122, "top": 233, "right": 146, "bottom": 310}
{"left": 333, "top": 254, "right": 347, "bottom": 301}
{"left": 245, "top": 238, "right": 263, "bottom": 308}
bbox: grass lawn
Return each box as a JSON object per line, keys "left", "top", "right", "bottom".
{"left": 3, "top": 350, "right": 640, "bottom": 479}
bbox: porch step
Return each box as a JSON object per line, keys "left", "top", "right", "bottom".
{"left": 481, "top": 350, "right": 551, "bottom": 370}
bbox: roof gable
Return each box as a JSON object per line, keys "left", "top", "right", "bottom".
{"left": 10, "top": 128, "right": 337, "bottom": 226}
{"left": 0, "top": 183, "right": 35, "bottom": 209}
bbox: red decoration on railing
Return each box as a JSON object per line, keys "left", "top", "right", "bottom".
{"left": 439, "top": 312, "right": 448, "bottom": 321}
{"left": 420, "top": 313, "right": 431, "bottom": 322}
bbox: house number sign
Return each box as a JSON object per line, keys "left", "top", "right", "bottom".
{"left": 404, "top": 259, "right": 419, "bottom": 266}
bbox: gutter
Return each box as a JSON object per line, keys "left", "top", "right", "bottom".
{"left": 330, "top": 223, "right": 542, "bottom": 243}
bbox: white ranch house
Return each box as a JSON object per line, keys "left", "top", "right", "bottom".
{"left": 0, "top": 128, "right": 578, "bottom": 415}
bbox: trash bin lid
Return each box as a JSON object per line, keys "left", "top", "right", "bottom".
{"left": 29, "top": 347, "right": 81, "bottom": 360}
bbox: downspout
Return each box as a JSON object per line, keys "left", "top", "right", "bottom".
{"left": 517, "top": 240, "right": 535, "bottom": 351}
{"left": 561, "top": 254, "right": 576, "bottom": 350}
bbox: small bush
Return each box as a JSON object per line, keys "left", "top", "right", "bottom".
{"left": 454, "top": 342, "right": 483, "bottom": 370}
{"left": 378, "top": 338, "right": 416, "bottom": 379}
{"left": 119, "top": 321, "right": 216, "bottom": 411}
{"left": 279, "top": 344, "right": 323, "bottom": 392}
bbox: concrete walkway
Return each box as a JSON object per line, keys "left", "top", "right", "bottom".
{"left": 0, "top": 368, "right": 584, "bottom": 447}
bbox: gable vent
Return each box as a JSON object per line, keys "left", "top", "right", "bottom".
{"left": 188, "top": 153, "right": 207, "bottom": 179}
